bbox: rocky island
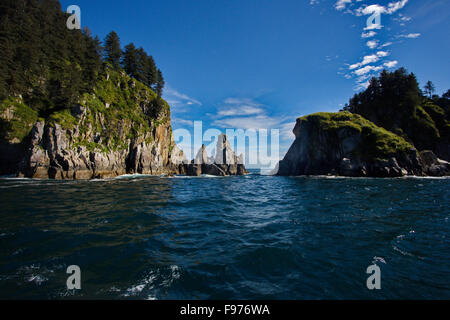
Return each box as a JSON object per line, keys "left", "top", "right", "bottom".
{"left": 0, "top": 2, "right": 247, "bottom": 179}
{"left": 180, "top": 134, "right": 248, "bottom": 176}
{"left": 277, "top": 69, "right": 450, "bottom": 177}
{"left": 0, "top": 71, "right": 247, "bottom": 179}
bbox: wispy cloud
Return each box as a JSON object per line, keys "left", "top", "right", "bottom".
{"left": 379, "top": 41, "right": 393, "bottom": 48}
{"left": 397, "top": 33, "right": 421, "bottom": 39}
{"left": 327, "top": 0, "right": 420, "bottom": 91}
{"left": 210, "top": 97, "right": 295, "bottom": 141}
{"left": 354, "top": 65, "right": 383, "bottom": 76}
{"left": 361, "top": 31, "right": 377, "bottom": 38}
{"left": 335, "top": 0, "right": 361, "bottom": 11}
{"left": 384, "top": 60, "right": 398, "bottom": 68}
{"left": 354, "top": 0, "right": 409, "bottom": 16}
{"left": 218, "top": 98, "right": 265, "bottom": 116}
{"left": 163, "top": 86, "right": 202, "bottom": 110}
{"left": 366, "top": 40, "right": 379, "bottom": 49}
{"left": 213, "top": 115, "right": 284, "bottom": 130}
{"left": 349, "top": 51, "right": 389, "bottom": 70}
{"left": 172, "top": 118, "right": 194, "bottom": 126}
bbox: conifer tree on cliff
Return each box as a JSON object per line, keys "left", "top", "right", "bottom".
{"left": 103, "top": 31, "right": 122, "bottom": 69}
{"left": 424, "top": 81, "right": 435, "bottom": 98}
{"left": 147, "top": 56, "right": 157, "bottom": 88}
{"left": 155, "top": 69, "right": 165, "bottom": 96}
{"left": 122, "top": 43, "right": 139, "bottom": 79}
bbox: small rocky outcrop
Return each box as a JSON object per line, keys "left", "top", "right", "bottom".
{"left": 419, "top": 150, "right": 450, "bottom": 176}
{"left": 276, "top": 112, "right": 449, "bottom": 177}
{"left": 184, "top": 134, "right": 248, "bottom": 176}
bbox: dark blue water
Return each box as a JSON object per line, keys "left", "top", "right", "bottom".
{"left": 0, "top": 172, "right": 449, "bottom": 299}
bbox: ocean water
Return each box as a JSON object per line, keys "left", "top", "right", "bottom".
{"left": 0, "top": 171, "right": 449, "bottom": 299}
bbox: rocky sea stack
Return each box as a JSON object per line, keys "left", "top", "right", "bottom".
{"left": 179, "top": 134, "right": 248, "bottom": 176}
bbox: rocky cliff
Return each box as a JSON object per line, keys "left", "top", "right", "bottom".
{"left": 277, "top": 112, "right": 450, "bottom": 177}
{"left": 182, "top": 134, "right": 248, "bottom": 176}
{"left": 0, "top": 69, "right": 185, "bottom": 179}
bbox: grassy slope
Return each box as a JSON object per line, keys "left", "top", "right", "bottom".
{"left": 0, "top": 97, "right": 38, "bottom": 142}
{"left": 0, "top": 68, "right": 171, "bottom": 154}
{"left": 298, "top": 111, "right": 414, "bottom": 159}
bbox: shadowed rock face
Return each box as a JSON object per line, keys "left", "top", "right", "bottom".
{"left": 277, "top": 112, "right": 449, "bottom": 177}
{"left": 13, "top": 118, "right": 184, "bottom": 180}
{"left": 420, "top": 150, "right": 450, "bottom": 176}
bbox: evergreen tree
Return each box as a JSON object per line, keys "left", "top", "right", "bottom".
{"left": 424, "top": 81, "right": 435, "bottom": 98}
{"left": 136, "top": 47, "right": 149, "bottom": 85}
{"left": 346, "top": 68, "right": 444, "bottom": 153}
{"left": 147, "top": 56, "right": 157, "bottom": 88}
{"left": 0, "top": 0, "right": 107, "bottom": 115}
{"left": 122, "top": 43, "right": 139, "bottom": 79}
{"left": 155, "top": 69, "right": 165, "bottom": 96}
{"left": 103, "top": 31, "right": 122, "bottom": 68}
{"left": 0, "top": 0, "right": 166, "bottom": 117}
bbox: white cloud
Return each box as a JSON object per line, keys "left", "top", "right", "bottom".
{"left": 366, "top": 40, "right": 379, "bottom": 49}
{"left": 216, "top": 98, "right": 266, "bottom": 117}
{"left": 354, "top": 65, "right": 383, "bottom": 76}
{"left": 384, "top": 60, "right": 398, "bottom": 68}
{"left": 356, "top": 74, "right": 371, "bottom": 83}
{"left": 394, "top": 14, "right": 412, "bottom": 23}
{"left": 210, "top": 97, "right": 295, "bottom": 144}
{"left": 218, "top": 106, "right": 265, "bottom": 117}
{"left": 359, "top": 4, "right": 385, "bottom": 15}
{"left": 349, "top": 53, "right": 384, "bottom": 70}
{"left": 335, "top": 0, "right": 360, "bottom": 11}
{"left": 361, "top": 31, "right": 377, "bottom": 38}
{"left": 355, "top": 80, "right": 371, "bottom": 90}
{"left": 376, "top": 51, "right": 389, "bottom": 57}
{"left": 213, "top": 115, "right": 283, "bottom": 130}
{"left": 355, "top": 0, "right": 409, "bottom": 15}
{"left": 386, "top": 0, "right": 408, "bottom": 14}
{"left": 224, "top": 98, "right": 258, "bottom": 106}
{"left": 163, "top": 87, "right": 202, "bottom": 110}
{"left": 398, "top": 33, "right": 421, "bottom": 38}
{"left": 379, "top": 42, "right": 393, "bottom": 48}
{"left": 172, "top": 118, "right": 194, "bottom": 126}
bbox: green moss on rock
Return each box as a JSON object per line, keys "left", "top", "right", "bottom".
{"left": 299, "top": 111, "right": 414, "bottom": 159}
{"left": 0, "top": 97, "right": 38, "bottom": 142}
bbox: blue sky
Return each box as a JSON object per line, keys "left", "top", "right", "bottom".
{"left": 60, "top": 0, "right": 450, "bottom": 165}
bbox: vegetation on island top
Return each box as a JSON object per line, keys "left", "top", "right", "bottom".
{"left": 296, "top": 68, "right": 449, "bottom": 161}
{"left": 0, "top": 0, "right": 168, "bottom": 148}
{"left": 298, "top": 111, "right": 414, "bottom": 159}
{"left": 343, "top": 68, "right": 450, "bottom": 155}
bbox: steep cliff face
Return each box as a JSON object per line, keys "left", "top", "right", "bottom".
{"left": 185, "top": 134, "right": 248, "bottom": 176}
{"left": 277, "top": 112, "right": 449, "bottom": 177}
{"left": 0, "top": 69, "right": 184, "bottom": 179}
